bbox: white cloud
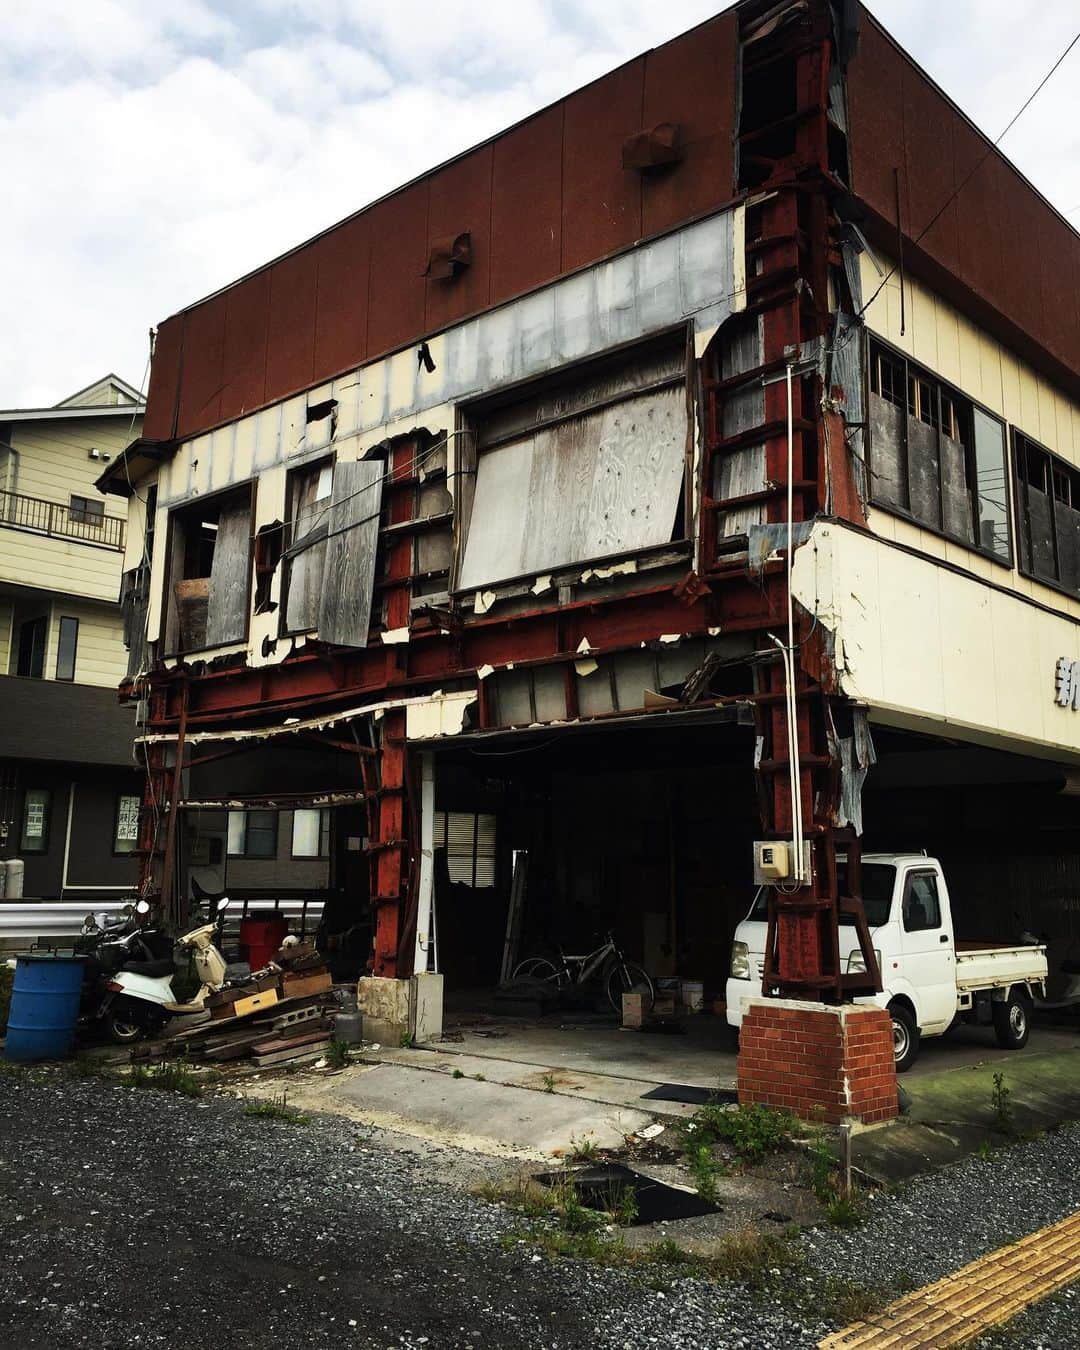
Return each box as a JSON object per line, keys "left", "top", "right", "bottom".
{"left": 1, "top": 0, "right": 1077, "bottom": 407}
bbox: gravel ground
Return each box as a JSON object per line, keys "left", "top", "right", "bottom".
{"left": 0, "top": 1069, "right": 824, "bottom": 1350}
{"left": 1, "top": 1069, "right": 1077, "bottom": 1349}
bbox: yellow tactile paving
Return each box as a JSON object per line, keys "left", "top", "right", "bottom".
{"left": 819, "top": 1209, "right": 1080, "bottom": 1349}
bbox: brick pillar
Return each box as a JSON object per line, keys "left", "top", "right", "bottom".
{"left": 737, "top": 998, "right": 898, "bottom": 1125}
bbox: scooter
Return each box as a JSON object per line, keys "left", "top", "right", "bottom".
{"left": 97, "top": 897, "right": 233, "bottom": 1044}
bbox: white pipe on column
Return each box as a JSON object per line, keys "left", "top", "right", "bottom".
{"left": 412, "top": 752, "right": 436, "bottom": 975}
{"left": 785, "top": 362, "right": 805, "bottom": 883}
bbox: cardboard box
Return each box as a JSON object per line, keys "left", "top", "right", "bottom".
{"left": 282, "top": 969, "right": 333, "bottom": 1000}
{"left": 622, "top": 992, "right": 646, "bottom": 1028}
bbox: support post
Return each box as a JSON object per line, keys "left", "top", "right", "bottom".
{"left": 412, "top": 751, "right": 436, "bottom": 976}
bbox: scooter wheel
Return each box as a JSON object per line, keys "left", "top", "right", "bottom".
{"left": 106, "top": 1010, "right": 145, "bottom": 1044}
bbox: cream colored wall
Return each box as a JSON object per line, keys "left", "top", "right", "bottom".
{"left": 47, "top": 598, "right": 127, "bottom": 688}
{"left": 859, "top": 253, "right": 1080, "bottom": 624}
{"left": 10, "top": 417, "right": 133, "bottom": 519}
{"left": 793, "top": 520, "right": 1080, "bottom": 762}
{"left": 1, "top": 413, "right": 138, "bottom": 603}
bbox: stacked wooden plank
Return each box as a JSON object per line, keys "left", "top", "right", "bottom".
{"left": 134, "top": 942, "right": 339, "bottom": 1067}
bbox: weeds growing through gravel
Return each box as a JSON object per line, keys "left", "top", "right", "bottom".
{"left": 129, "top": 1061, "right": 202, "bottom": 1098}
{"left": 244, "top": 1090, "right": 310, "bottom": 1125}
{"left": 541, "top": 1072, "right": 556, "bottom": 1093}
{"left": 567, "top": 1135, "right": 599, "bottom": 1163}
{"left": 808, "top": 1138, "right": 868, "bottom": 1226}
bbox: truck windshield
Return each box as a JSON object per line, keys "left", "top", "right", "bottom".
{"left": 747, "top": 863, "right": 895, "bottom": 926}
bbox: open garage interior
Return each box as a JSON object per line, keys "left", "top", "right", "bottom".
{"left": 862, "top": 725, "right": 1080, "bottom": 1002}
{"left": 426, "top": 712, "right": 759, "bottom": 1024}
{"left": 175, "top": 740, "right": 372, "bottom": 980}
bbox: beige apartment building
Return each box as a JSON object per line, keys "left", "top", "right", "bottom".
{"left": 0, "top": 375, "right": 144, "bottom": 899}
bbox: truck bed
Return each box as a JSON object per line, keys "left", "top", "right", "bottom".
{"left": 955, "top": 943, "right": 1047, "bottom": 991}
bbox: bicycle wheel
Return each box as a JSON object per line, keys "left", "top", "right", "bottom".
{"left": 512, "top": 956, "right": 563, "bottom": 985}
{"left": 605, "top": 960, "right": 655, "bottom": 1014}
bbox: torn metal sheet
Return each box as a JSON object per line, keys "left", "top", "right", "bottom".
{"left": 826, "top": 703, "right": 876, "bottom": 835}
{"left": 747, "top": 521, "right": 814, "bottom": 573}
{"left": 405, "top": 690, "right": 477, "bottom": 740}
{"left": 382, "top": 627, "right": 410, "bottom": 645}
{"left": 136, "top": 689, "right": 476, "bottom": 745}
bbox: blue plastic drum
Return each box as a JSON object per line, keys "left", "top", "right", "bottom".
{"left": 4, "top": 955, "right": 85, "bottom": 1062}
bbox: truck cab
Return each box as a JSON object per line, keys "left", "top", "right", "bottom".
{"left": 726, "top": 853, "right": 1048, "bottom": 1070}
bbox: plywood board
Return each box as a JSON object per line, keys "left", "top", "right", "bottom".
{"left": 319, "top": 459, "right": 384, "bottom": 647}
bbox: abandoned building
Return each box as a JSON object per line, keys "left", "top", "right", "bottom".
{"left": 97, "top": 0, "right": 1080, "bottom": 1111}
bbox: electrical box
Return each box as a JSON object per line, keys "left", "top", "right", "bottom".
{"left": 755, "top": 841, "right": 790, "bottom": 881}
{"left": 752, "top": 840, "right": 814, "bottom": 886}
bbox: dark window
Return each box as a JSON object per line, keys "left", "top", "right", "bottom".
{"left": 69, "top": 495, "right": 104, "bottom": 526}
{"left": 167, "top": 486, "right": 253, "bottom": 652}
{"left": 227, "top": 809, "right": 277, "bottom": 859}
{"left": 1014, "top": 430, "right": 1080, "bottom": 596}
{"left": 15, "top": 616, "right": 46, "bottom": 678}
{"left": 837, "top": 862, "right": 896, "bottom": 927}
{"left": 55, "top": 616, "right": 79, "bottom": 681}
{"left": 868, "top": 341, "right": 1011, "bottom": 563}
{"left": 114, "top": 794, "right": 140, "bottom": 855}
{"left": 20, "top": 788, "right": 51, "bottom": 853}
{"left": 902, "top": 873, "right": 941, "bottom": 932}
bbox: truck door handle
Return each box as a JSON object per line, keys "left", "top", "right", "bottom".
{"left": 940, "top": 934, "right": 949, "bottom": 944}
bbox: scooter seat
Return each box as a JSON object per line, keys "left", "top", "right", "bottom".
{"left": 120, "top": 958, "right": 174, "bottom": 978}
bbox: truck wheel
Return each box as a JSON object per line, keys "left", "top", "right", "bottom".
{"left": 992, "top": 991, "right": 1031, "bottom": 1050}
{"left": 889, "top": 1003, "right": 920, "bottom": 1073}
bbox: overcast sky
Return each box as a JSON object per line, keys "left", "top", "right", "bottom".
{"left": 2, "top": 0, "right": 1077, "bottom": 408}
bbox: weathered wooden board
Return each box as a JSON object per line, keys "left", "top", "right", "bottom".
{"left": 319, "top": 458, "right": 384, "bottom": 647}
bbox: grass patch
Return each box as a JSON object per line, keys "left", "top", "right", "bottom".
{"left": 541, "top": 1072, "right": 557, "bottom": 1093}
{"left": 451, "top": 1068, "right": 465, "bottom": 1079}
{"left": 129, "top": 1060, "right": 202, "bottom": 1098}
{"left": 243, "top": 1090, "right": 310, "bottom": 1125}
{"left": 567, "top": 1135, "right": 599, "bottom": 1163}
{"left": 808, "top": 1139, "right": 869, "bottom": 1227}
{"left": 325, "top": 1037, "right": 351, "bottom": 1070}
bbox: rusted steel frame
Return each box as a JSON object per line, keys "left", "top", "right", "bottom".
{"left": 158, "top": 683, "right": 188, "bottom": 927}
{"left": 702, "top": 480, "right": 817, "bottom": 512}
{"left": 371, "top": 707, "right": 408, "bottom": 978}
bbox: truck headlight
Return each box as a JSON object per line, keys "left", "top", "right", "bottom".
{"left": 730, "top": 941, "right": 750, "bottom": 980}
{"left": 847, "top": 948, "right": 881, "bottom": 975}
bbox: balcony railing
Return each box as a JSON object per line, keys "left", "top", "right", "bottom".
{"left": 0, "top": 488, "right": 125, "bottom": 551}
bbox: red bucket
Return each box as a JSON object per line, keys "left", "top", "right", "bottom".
{"left": 239, "top": 916, "right": 289, "bottom": 973}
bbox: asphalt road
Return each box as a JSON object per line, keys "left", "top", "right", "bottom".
{"left": 0, "top": 1069, "right": 819, "bottom": 1350}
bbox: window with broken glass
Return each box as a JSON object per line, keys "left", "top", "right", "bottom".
{"left": 867, "top": 341, "right": 1011, "bottom": 563}
{"left": 1013, "top": 431, "right": 1080, "bottom": 596}
{"left": 165, "top": 485, "right": 254, "bottom": 653}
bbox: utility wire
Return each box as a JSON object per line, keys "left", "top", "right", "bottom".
{"left": 841, "top": 25, "right": 1080, "bottom": 345}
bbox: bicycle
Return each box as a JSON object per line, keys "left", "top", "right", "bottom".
{"left": 512, "top": 931, "right": 655, "bottom": 1014}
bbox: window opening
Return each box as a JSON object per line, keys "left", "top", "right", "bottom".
{"left": 20, "top": 788, "right": 51, "bottom": 853}
{"left": 55, "top": 616, "right": 78, "bottom": 681}
{"left": 114, "top": 794, "right": 140, "bottom": 854}
{"left": 14, "top": 615, "right": 46, "bottom": 679}
{"left": 167, "top": 485, "right": 253, "bottom": 652}
{"left": 227, "top": 809, "right": 277, "bottom": 859}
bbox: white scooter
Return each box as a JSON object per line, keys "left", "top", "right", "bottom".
{"left": 101, "top": 897, "right": 232, "bottom": 1043}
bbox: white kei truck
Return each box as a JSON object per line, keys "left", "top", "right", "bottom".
{"left": 726, "top": 853, "right": 1049, "bottom": 1071}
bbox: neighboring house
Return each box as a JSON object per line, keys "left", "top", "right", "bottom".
{"left": 97, "top": 0, "right": 1080, "bottom": 1064}
{"left": 0, "top": 375, "right": 144, "bottom": 900}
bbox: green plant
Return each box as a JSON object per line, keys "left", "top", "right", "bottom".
{"left": 992, "top": 1072, "right": 1014, "bottom": 1135}
{"left": 649, "top": 1238, "right": 696, "bottom": 1267}
{"left": 697, "top": 1102, "right": 795, "bottom": 1164}
{"left": 452, "top": 1068, "right": 465, "bottom": 1079}
{"left": 325, "top": 1037, "right": 350, "bottom": 1070}
{"left": 568, "top": 1135, "right": 599, "bottom": 1163}
{"left": 809, "top": 1139, "right": 837, "bottom": 1203}
{"left": 244, "top": 1090, "right": 310, "bottom": 1125}
{"left": 824, "top": 1193, "right": 865, "bottom": 1227}
{"left": 129, "top": 1060, "right": 202, "bottom": 1098}
{"left": 687, "top": 1142, "right": 723, "bottom": 1203}
{"left": 976, "top": 1137, "right": 998, "bottom": 1161}
{"left": 399, "top": 1030, "right": 415, "bottom": 1049}
{"left": 541, "top": 1072, "right": 556, "bottom": 1093}
{"left": 474, "top": 1072, "right": 486, "bottom": 1082}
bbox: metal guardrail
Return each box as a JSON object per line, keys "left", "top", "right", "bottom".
{"left": 0, "top": 488, "right": 125, "bottom": 551}
{"left": 0, "top": 898, "right": 326, "bottom": 947}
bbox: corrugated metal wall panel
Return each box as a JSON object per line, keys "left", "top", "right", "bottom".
{"left": 177, "top": 297, "right": 227, "bottom": 438}
{"left": 490, "top": 105, "right": 564, "bottom": 300}
{"left": 265, "top": 248, "right": 317, "bottom": 401}
{"left": 640, "top": 18, "right": 737, "bottom": 237}
{"left": 143, "top": 314, "right": 183, "bottom": 441}
{"left": 560, "top": 56, "right": 645, "bottom": 273}
{"left": 145, "top": 10, "right": 742, "bottom": 444}
{"left": 220, "top": 271, "right": 270, "bottom": 423}
{"left": 424, "top": 144, "right": 493, "bottom": 331}
{"left": 312, "top": 212, "right": 370, "bottom": 385}
{"left": 901, "top": 65, "right": 958, "bottom": 273}
{"left": 848, "top": 4, "right": 1080, "bottom": 390}
{"left": 367, "top": 179, "right": 430, "bottom": 357}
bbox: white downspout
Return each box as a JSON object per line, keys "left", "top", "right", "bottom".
{"left": 412, "top": 752, "right": 436, "bottom": 974}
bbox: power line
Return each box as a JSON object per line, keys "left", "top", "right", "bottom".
{"left": 846, "top": 25, "right": 1080, "bottom": 340}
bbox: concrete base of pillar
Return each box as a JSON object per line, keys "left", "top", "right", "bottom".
{"left": 737, "top": 997, "right": 898, "bottom": 1125}
{"left": 356, "top": 972, "right": 444, "bottom": 1046}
